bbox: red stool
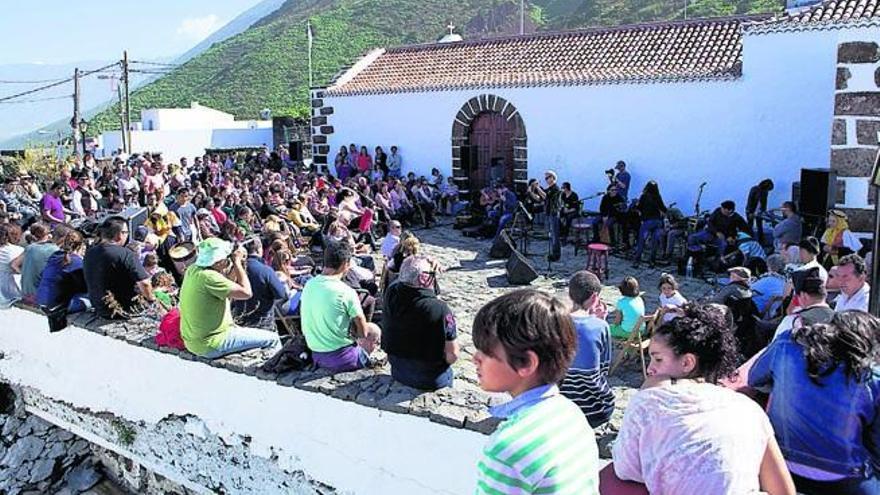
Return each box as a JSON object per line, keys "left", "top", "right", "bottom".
{"left": 586, "top": 243, "right": 610, "bottom": 281}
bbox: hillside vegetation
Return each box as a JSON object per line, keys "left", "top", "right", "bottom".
{"left": 88, "top": 0, "right": 784, "bottom": 135}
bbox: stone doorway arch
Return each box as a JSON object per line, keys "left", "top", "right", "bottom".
{"left": 451, "top": 94, "right": 527, "bottom": 196}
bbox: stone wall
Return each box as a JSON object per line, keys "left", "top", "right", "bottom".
{"left": 310, "top": 88, "right": 334, "bottom": 172}
{"left": 831, "top": 40, "right": 880, "bottom": 232}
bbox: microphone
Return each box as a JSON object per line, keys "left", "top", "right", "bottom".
{"left": 699, "top": 182, "right": 708, "bottom": 188}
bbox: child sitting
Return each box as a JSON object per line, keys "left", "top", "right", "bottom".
{"left": 658, "top": 273, "right": 687, "bottom": 322}
{"left": 473, "top": 289, "right": 599, "bottom": 494}
{"left": 609, "top": 276, "right": 646, "bottom": 339}
{"left": 151, "top": 271, "right": 178, "bottom": 309}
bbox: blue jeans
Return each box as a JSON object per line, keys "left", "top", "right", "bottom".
{"left": 496, "top": 212, "right": 514, "bottom": 238}
{"left": 688, "top": 228, "right": 726, "bottom": 254}
{"left": 792, "top": 473, "right": 880, "bottom": 495}
{"left": 634, "top": 219, "right": 663, "bottom": 262}
{"left": 548, "top": 215, "right": 561, "bottom": 259}
{"left": 202, "top": 327, "right": 281, "bottom": 360}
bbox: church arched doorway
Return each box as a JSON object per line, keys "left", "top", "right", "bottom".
{"left": 451, "top": 94, "right": 526, "bottom": 197}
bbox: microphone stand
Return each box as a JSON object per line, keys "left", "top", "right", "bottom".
{"left": 694, "top": 183, "right": 706, "bottom": 217}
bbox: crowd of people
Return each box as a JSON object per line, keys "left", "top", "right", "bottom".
{"left": 0, "top": 145, "right": 877, "bottom": 495}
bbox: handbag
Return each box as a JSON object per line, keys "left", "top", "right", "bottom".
{"left": 41, "top": 304, "right": 69, "bottom": 333}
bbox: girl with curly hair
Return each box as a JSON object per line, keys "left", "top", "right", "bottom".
{"left": 612, "top": 303, "right": 795, "bottom": 495}
{"left": 749, "top": 310, "right": 880, "bottom": 495}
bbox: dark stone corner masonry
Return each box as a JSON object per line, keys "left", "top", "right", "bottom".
{"left": 11, "top": 305, "right": 501, "bottom": 436}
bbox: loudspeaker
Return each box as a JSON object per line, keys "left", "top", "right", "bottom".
{"left": 799, "top": 168, "right": 837, "bottom": 217}
{"left": 506, "top": 248, "right": 539, "bottom": 285}
{"left": 289, "top": 140, "right": 304, "bottom": 162}
{"left": 489, "top": 230, "right": 514, "bottom": 259}
{"left": 120, "top": 206, "right": 148, "bottom": 235}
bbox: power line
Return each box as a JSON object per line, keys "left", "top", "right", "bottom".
{"left": 0, "top": 94, "right": 71, "bottom": 104}
{"left": 130, "top": 60, "right": 178, "bottom": 67}
{"left": 0, "top": 78, "right": 68, "bottom": 84}
{"left": 0, "top": 61, "right": 120, "bottom": 103}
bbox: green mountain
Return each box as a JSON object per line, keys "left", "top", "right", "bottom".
{"left": 88, "top": 0, "right": 784, "bottom": 135}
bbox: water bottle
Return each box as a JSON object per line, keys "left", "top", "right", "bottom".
{"left": 685, "top": 256, "right": 694, "bottom": 279}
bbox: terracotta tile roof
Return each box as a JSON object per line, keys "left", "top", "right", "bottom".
{"left": 748, "top": 0, "right": 880, "bottom": 33}
{"left": 326, "top": 16, "right": 768, "bottom": 97}
{"left": 782, "top": 0, "right": 880, "bottom": 23}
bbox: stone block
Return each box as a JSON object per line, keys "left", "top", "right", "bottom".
{"left": 312, "top": 155, "right": 327, "bottom": 165}
{"left": 464, "top": 412, "right": 500, "bottom": 435}
{"left": 837, "top": 42, "right": 880, "bottom": 64}
{"left": 837, "top": 67, "right": 851, "bottom": 90}
{"left": 311, "top": 99, "right": 323, "bottom": 108}
{"left": 841, "top": 207, "right": 875, "bottom": 232}
{"left": 832, "top": 119, "right": 847, "bottom": 145}
{"left": 316, "top": 145, "right": 330, "bottom": 155}
{"left": 831, "top": 148, "right": 878, "bottom": 176}
{"left": 313, "top": 90, "right": 325, "bottom": 99}
{"left": 876, "top": 67, "right": 880, "bottom": 88}
{"left": 311, "top": 116, "right": 326, "bottom": 126}
{"left": 319, "top": 125, "right": 334, "bottom": 135}
{"left": 319, "top": 106, "right": 334, "bottom": 115}
{"left": 856, "top": 120, "right": 880, "bottom": 145}
{"left": 311, "top": 135, "right": 327, "bottom": 144}
{"left": 429, "top": 405, "right": 467, "bottom": 428}
{"left": 835, "top": 92, "right": 880, "bottom": 117}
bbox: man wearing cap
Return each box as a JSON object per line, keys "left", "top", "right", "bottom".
{"left": 83, "top": 216, "right": 155, "bottom": 319}
{"left": 382, "top": 255, "right": 459, "bottom": 390}
{"left": 773, "top": 267, "right": 833, "bottom": 340}
{"left": 180, "top": 237, "right": 280, "bottom": 359}
{"left": 712, "top": 266, "right": 754, "bottom": 307}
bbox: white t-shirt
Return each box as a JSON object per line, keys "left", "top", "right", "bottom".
{"left": 834, "top": 283, "right": 870, "bottom": 312}
{"left": 380, "top": 234, "right": 400, "bottom": 260}
{"left": 612, "top": 381, "right": 772, "bottom": 495}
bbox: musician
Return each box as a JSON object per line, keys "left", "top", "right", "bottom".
{"left": 524, "top": 179, "right": 546, "bottom": 215}
{"left": 559, "top": 182, "right": 580, "bottom": 241}
{"left": 614, "top": 161, "right": 631, "bottom": 200}
{"left": 632, "top": 181, "right": 667, "bottom": 269}
{"left": 745, "top": 179, "right": 774, "bottom": 244}
{"left": 544, "top": 171, "right": 563, "bottom": 262}
{"left": 494, "top": 183, "right": 519, "bottom": 238}
{"left": 591, "top": 184, "right": 626, "bottom": 244}
{"left": 687, "top": 200, "right": 752, "bottom": 258}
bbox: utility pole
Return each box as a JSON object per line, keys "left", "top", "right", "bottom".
{"left": 520, "top": 0, "right": 525, "bottom": 35}
{"left": 123, "top": 51, "right": 132, "bottom": 154}
{"left": 72, "top": 68, "right": 81, "bottom": 159}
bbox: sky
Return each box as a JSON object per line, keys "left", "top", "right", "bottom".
{"left": 0, "top": 0, "right": 265, "bottom": 65}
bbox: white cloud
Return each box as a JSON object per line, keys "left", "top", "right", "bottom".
{"left": 176, "top": 14, "right": 223, "bottom": 41}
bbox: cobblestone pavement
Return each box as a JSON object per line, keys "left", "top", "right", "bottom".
{"left": 411, "top": 222, "right": 715, "bottom": 439}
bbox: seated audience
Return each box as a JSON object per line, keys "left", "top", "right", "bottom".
{"left": 382, "top": 255, "right": 459, "bottom": 390}
{"left": 687, "top": 200, "right": 751, "bottom": 262}
{"left": 751, "top": 254, "right": 786, "bottom": 316}
{"left": 559, "top": 271, "right": 615, "bottom": 428}
{"left": 230, "top": 237, "right": 288, "bottom": 330}
{"left": 832, "top": 254, "right": 870, "bottom": 312}
{"left": 380, "top": 220, "right": 402, "bottom": 260}
{"left": 180, "top": 237, "right": 281, "bottom": 359}
{"left": 772, "top": 201, "right": 802, "bottom": 256}
{"left": 36, "top": 229, "right": 89, "bottom": 312}
{"left": 472, "top": 289, "right": 600, "bottom": 494}
{"left": 300, "top": 241, "right": 381, "bottom": 372}
{"left": 773, "top": 267, "right": 834, "bottom": 340}
{"left": 39, "top": 181, "right": 67, "bottom": 226}
{"left": 749, "top": 310, "right": 880, "bottom": 495}
{"left": 83, "top": 217, "right": 155, "bottom": 319}
{"left": 610, "top": 276, "right": 645, "bottom": 339}
{"left": 20, "top": 222, "right": 59, "bottom": 303}
{"left": 612, "top": 303, "right": 795, "bottom": 495}
{"left": 0, "top": 223, "right": 24, "bottom": 308}
{"left": 657, "top": 273, "right": 687, "bottom": 322}
{"left": 820, "top": 209, "right": 861, "bottom": 269}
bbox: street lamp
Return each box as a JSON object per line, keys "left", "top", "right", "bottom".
{"left": 78, "top": 119, "right": 88, "bottom": 158}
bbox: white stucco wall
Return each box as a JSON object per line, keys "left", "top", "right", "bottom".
{"left": 0, "top": 308, "right": 486, "bottom": 494}
{"left": 324, "top": 27, "right": 844, "bottom": 214}
{"left": 100, "top": 127, "right": 273, "bottom": 161}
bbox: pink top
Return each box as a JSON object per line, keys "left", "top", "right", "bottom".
{"left": 356, "top": 154, "right": 372, "bottom": 173}
{"left": 612, "top": 381, "right": 771, "bottom": 495}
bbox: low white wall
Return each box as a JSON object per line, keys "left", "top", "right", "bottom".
{"left": 0, "top": 308, "right": 486, "bottom": 495}
{"left": 99, "top": 127, "right": 273, "bottom": 162}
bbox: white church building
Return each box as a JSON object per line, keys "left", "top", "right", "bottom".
{"left": 310, "top": 0, "right": 880, "bottom": 231}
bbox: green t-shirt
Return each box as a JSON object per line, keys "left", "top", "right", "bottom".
{"left": 300, "top": 274, "right": 362, "bottom": 353}
{"left": 179, "top": 265, "right": 235, "bottom": 356}
{"left": 610, "top": 295, "right": 646, "bottom": 339}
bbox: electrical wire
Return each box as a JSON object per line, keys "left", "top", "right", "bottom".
{"left": 0, "top": 61, "right": 120, "bottom": 103}
{"left": 0, "top": 78, "right": 68, "bottom": 84}
{"left": 0, "top": 94, "right": 71, "bottom": 104}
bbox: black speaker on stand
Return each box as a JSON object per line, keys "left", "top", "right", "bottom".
{"left": 289, "top": 140, "right": 304, "bottom": 162}
{"left": 799, "top": 168, "right": 837, "bottom": 236}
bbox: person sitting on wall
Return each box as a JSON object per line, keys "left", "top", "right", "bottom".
{"left": 230, "top": 237, "right": 289, "bottom": 331}
{"left": 300, "top": 241, "right": 382, "bottom": 372}
{"left": 36, "top": 229, "right": 90, "bottom": 313}
{"left": 180, "top": 237, "right": 281, "bottom": 359}
{"left": 559, "top": 270, "right": 615, "bottom": 429}
{"left": 83, "top": 216, "right": 155, "bottom": 319}
{"left": 382, "top": 255, "right": 459, "bottom": 390}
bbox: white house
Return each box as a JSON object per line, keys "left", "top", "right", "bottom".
{"left": 311, "top": 0, "right": 880, "bottom": 231}
{"left": 99, "top": 102, "right": 273, "bottom": 162}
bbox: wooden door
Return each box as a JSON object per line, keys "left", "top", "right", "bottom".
{"left": 468, "top": 112, "right": 514, "bottom": 191}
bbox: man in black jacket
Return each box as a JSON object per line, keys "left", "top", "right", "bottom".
{"left": 687, "top": 200, "right": 752, "bottom": 257}
{"left": 591, "top": 185, "right": 626, "bottom": 243}
{"left": 544, "top": 171, "right": 563, "bottom": 261}
{"left": 745, "top": 179, "right": 774, "bottom": 244}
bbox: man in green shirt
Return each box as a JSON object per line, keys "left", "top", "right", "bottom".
{"left": 300, "top": 241, "right": 381, "bottom": 372}
{"left": 179, "top": 237, "right": 280, "bottom": 359}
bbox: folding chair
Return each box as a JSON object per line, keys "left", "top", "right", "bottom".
{"left": 274, "top": 303, "right": 301, "bottom": 339}
{"left": 610, "top": 311, "right": 658, "bottom": 378}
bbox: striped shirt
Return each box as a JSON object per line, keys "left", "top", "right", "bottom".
{"left": 476, "top": 385, "right": 599, "bottom": 495}
{"left": 559, "top": 315, "right": 615, "bottom": 428}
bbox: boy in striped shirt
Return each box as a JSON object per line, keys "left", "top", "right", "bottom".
{"left": 472, "top": 289, "right": 600, "bottom": 495}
